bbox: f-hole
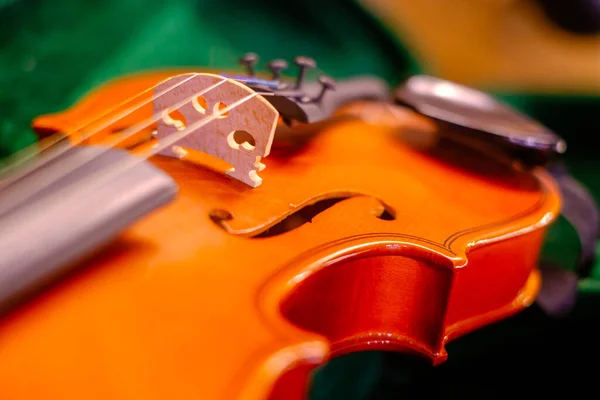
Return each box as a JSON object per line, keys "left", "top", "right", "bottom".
{"left": 377, "top": 208, "right": 395, "bottom": 221}
{"left": 227, "top": 130, "right": 256, "bottom": 151}
{"left": 209, "top": 196, "right": 397, "bottom": 238}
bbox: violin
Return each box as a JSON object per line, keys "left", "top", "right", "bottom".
{"left": 0, "top": 54, "right": 566, "bottom": 399}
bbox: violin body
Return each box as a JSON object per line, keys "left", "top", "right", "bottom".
{"left": 0, "top": 70, "right": 560, "bottom": 400}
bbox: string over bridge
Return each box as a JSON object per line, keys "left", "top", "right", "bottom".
{"left": 152, "top": 73, "right": 278, "bottom": 187}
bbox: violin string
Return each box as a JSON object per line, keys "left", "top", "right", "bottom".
{"left": 0, "top": 81, "right": 274, "bottom": 213}
{"left": 0, "top": 75, "right": 231, "bottom": 207}
{"left": 0, "top": 74, "right": 224, "bottom": 181}
{"left": 0, "top": 90, "right": 269, "bottom": 219}
{"left": 0, "top": 76, "right": 195, "bottom": 177}
{"left": 381, "top": 103, "right": 408, "bottom": 127}
{"left": 1, "top": 56, "right": 323, "bottom": 180}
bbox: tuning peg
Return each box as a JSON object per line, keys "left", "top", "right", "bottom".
{"left": 267, "top": 59, "right": 288, "bottom": 80}
{"left": 293, "top": 56, "right": 316, "bottom": 89}
{"left": 313, "top": 75, "right": 336, "bottom": 103}
{"left": 239, "top": 52, "right": 258, "bottom": 76}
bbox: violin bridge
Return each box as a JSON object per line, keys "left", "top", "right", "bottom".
{"left": 152, "top": 73, "right": 279, "bottom": 188}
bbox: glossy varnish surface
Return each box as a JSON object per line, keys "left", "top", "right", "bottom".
{"left": 0, "top": 73, "right": 560, "bottom": 400}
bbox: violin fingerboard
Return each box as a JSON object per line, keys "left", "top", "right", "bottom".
{"left": 0, "top": 146, "right": 178, "bottom": 311}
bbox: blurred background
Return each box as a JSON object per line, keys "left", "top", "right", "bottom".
{"left": 0, "top": 0, "right": 598, "bottom": 398}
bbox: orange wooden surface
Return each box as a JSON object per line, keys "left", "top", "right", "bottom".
{"left": 0, "top": 71, "right": 560, "bottom": 399}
